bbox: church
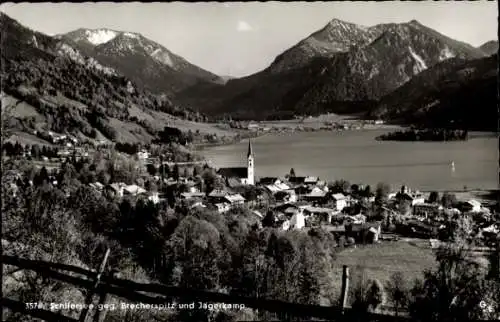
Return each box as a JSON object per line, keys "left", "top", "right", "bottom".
{"left": 217, "top": 139, "right": 255, "bottom": 185}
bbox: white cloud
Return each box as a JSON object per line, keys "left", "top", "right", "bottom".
{"left": 237, "top": 20, "right": 253, "bottom": 32}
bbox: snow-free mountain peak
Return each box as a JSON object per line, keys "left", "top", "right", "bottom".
{"left": 479, "top": 40, "right": 499, "bottom": 56}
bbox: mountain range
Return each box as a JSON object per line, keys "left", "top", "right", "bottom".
{"left": 0, "top": 12, "right": 214, "bottom": 145}
{"left": 58, "top": 28, "right": 221, "bottom": 94}
{"left": 1, "top": 11, "right": 497, "bottom": 132}
{"left": 175, "top": 18, "right": 495, "bottom": 122}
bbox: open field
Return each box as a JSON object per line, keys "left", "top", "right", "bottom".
{"left": 328, "top": 239, "right": 436, "bottom": 300}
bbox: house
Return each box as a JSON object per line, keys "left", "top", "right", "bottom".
{"left": 304, "top": 176, "right": 319, "bottom": 185}
{"left": 265, "top": 184, "right": 281, "bottom": 194}
{"left": 224, "top": 194, "right": 246, "bottom": 207}
{"left": 259, "top": 177, "right": 281, "bottom": 185}
{"left": 123, "top": 184, "right": 147, "bottom": 196}
{"left": 180, "top": 192, "right": 206, "bottom": 200}
{"left": 346, "top": 222, "right": 382, "bottom": 244}
{"left": 217, "top": 139, "right": 254, "bottom": 185}
{"left": 187, "top": 200, "right": 207, "bottom": 210}
{"left": 247, "top": 122, "right": 259, "bottom": 131}
{"left": 186, "top": 184, "right": 201, "bottom": 194}
{"left": 294, "top": 184, "right": 312, "bottom": 196}
{"left": 105, "top": 183, "right": 126, "bottom": 198}
{"left": 347, "top": 214, "right": 367, "bottom": 224}
{"left": 288, "top": 176, "right": 306, "bottom": 185}
{"left": 396, "top": 192, "right": 425, "bottom": 206}
{"left": 275, "top": 182, "right": 291, "bottom": 191}
{"left": 281, "top": 220, "right": 291, "bottom": 231}
{"left": 388, "top": 192, "right": 398, "bottom": 200}
{"left": 214, "top": 203, "right": 231, "bottom": 214}
{"left": 304, "top": 187, "right": 329, "bottom": 204}
{"left": 367, "top": 226, "right": 381, "bottom": 243}
{"left": 397, "top": 220, "right": 438, "bottom": 238}
{"left": 137, "top": 150, "right": 149, "bottom": 160}
{"left": 89, "top": 182, "right": 105, "bottom": 193}
{"left": 283, "top": 205, "right": 300, "bottom": 218}
{"left": 275, "top": 190, "right": 297, "bottom": 203}
{"left": 208, "top": 190, "right": 229, "bottom": 203}
{"left": 460, "top": 199, "right": 482, "bottom": 213}
{"left": 332, "top": 193, "right": 347, "bottom": 211}
{"left": 148, "top": 192, "right": 160, "bottom": 204}
{"left": 289, "top": 211, "right": 306, "bottom": 230}
{"left": 413, "top": 203, "right": 442, "bottom": 219}
{"left": 303, "top": 206, "right": 336, "bottom": 225}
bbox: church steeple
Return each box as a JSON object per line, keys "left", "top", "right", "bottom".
{"left": 247, "top": 139, "right": 253, "bottom": 158}
{"left": 247, "top": 139, "right": 254, "bottom": 185}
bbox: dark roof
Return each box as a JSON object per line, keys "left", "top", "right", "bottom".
{"left": 259, "top": 177, "right": 279, "bottom": 185}
{"left": 247, "top": 139, "right": 253, "bottom": 158}
{"left": 288, "top": 176, "right": 306, "bottom": 184}
{"left": 218, "top": 167, "right": 248, "bottom": 179}
{"left": 348, "top": 221, "right": 382, "bottom": 232}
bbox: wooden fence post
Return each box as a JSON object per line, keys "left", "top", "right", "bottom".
{"left": 79, "top": 248, "right": 111, "bottom": 322}
{"left": 92, "top": 285, "right": 109, "bottom": 322}
{"left": 340, "top": 265, "right": 350, "bottom": 315}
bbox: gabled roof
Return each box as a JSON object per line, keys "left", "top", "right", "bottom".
{"left": 123, "top": 184, "right": 147, "bottom": 195}
{"left": 304, "top": 176, "right": 319, "bottom": 183}
{"left": 218, "top": 167, "right": 248, "bottom": 179}
{"left": 181, "top": 192, "right": 205, "bottom": 199}
{"left": 265, "top": 185, "right": 281, "bottom": 194}
{"left": 107, "top": 182, "right": 125, "bottom": 192}
{"left": 466, "top": 199, "right": 482, "bottom": 207}
{"left": 306, "top": 189, "right": 327, "bottom": 198}
{"left": 260, "top": 177, "right": 280, "bottom": 185}
{"left": 275, "top": 183, "right": 290, "bottom": 191}
{"left": 303, "top": 206, "right": 335, "bottom": 214}
{"left": 225, "top": 194, "right": 246, "bottom": 203}
{"left": 208, "top": 190, "right": 228, "bottom": 198}
{"left": 332, "top": 193, "right": 346, "bottom": 200}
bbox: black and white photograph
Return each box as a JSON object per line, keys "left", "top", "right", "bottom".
{"left": 1, "top": 1, "right": 499, "bottom": 321}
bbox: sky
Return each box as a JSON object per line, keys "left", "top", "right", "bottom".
{"left": 1, "top": 2, "right": 497, "bottom": 77}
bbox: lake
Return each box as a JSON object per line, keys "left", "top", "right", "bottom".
{"left": 200, "top": 130, "right": 498, "bottom": 192}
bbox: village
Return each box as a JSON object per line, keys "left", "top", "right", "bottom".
{"left": 3, "top": 135, "right": 499, "bottom": 252}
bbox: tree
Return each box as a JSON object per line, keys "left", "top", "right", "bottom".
{"left": 429, "top": 191, "right": 440, "bottom": 204}
{"left": 182, "top": 167, "right": 190, "bottom": 179}
{"left": 262, "top": 211, "right": 276, "bottom": 228}
{"left": 193, "top": 165, "right": 202, "bottom": 177}
{"left": 375, "top": 182, "right": 391, "bottom": 204}
{"left": 146, "top": 164, "right": 157, "bottom": 176}
{"left": 363, "top": 185, "right": 372, "bottom": 197}
{"left": 202, "top": 168, "right": 222, "bottom": 193}
{"left": 34, "top": 167, "right": 49, "bottom": 186}
{"left": 385, "top": 272, "right": 409, "bottom": 317}
{"left": 172, "top": 164, "right": 180, "bottom": 181}
{"left": 1, "top": 95, "right": 21, "bottom": 140}
{"left": 408, "top": 240, "right": 500, "bottom": 321}
{"left": 366, "top": 279, "right": 385, "bottom": 312}
{"left": 441, "top": 192, "right": 457, "bottom": 208}
{"left": 289, "top": 168, "right": 296, "bottom": 177}
{"left": 330, "top": 179, "right": 350, "bottom": 194}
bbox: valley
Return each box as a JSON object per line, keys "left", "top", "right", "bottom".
{"left": 1, "top": 4, "right": 498, "bottom": 322}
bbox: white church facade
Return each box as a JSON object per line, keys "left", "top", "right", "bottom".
{"left": 217, "top": 139, "right": 255, "bottom": 185}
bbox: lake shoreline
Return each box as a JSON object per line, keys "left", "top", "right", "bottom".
{"left": 200, "top": 129, "right": 497, "bottom": 192}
